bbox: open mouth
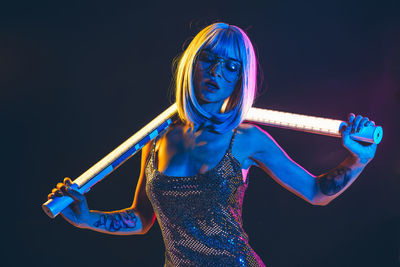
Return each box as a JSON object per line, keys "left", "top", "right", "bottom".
{"left": 205, "top": 80, "right": 219, "bottom": 90}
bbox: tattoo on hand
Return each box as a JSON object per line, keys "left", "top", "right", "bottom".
{"left": 319, "top": 167, "right": 352, "bottom": 196}
{"left": 93, "top": 210, "right": 138, "bottom": 232}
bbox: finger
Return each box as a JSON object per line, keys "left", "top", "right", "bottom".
{"left": 340, "top": 122, "right": 349, "bottom": 134}
{"left": 348, "top": 113, "right": 355, "bottom": 123}
{"left": 52, "top": 188, "right": 63, "bottom": 197}
{"left": 57, "top": 182, "right": 66, "bottom": 190}
{"left": 364, "top": 118, "right": 372, "bottom": 127}
{"left": 342, "top": 122, "right": 353, "bottom": 135}
{"left": 357, "top": 117, "right": 369, "bottom": 132}
{"left": 351, "top": 115, "right": 363, "bottom": 134}
{"left": 63, "top": 177, "right": 72, "bottom": 186}
{"left": 48, "top": 193, "right": 55, "bottom": 199}
{"left": 365, "top": 120, "right": 376, "bottom": 127}
{"left": 60, "top": 184, "right": 69, "bottom": 194}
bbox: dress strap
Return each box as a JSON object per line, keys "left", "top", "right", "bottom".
{"left": 228, "top": 127, "right": 239, "bottom": 152}
{"left": 152, "top": 135, "right": 160, "bottom": 170}
{"left": 151, "top": 127, "right": 168, "bottom": 169}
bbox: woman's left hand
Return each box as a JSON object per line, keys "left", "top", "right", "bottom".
{"left": 341, "top": 113, "right": 378, "bottom": 164}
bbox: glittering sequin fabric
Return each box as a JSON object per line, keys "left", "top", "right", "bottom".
{"left": 145, "top": 129, "right": 265, "bottom": 267}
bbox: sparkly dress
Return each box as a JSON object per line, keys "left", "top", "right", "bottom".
{"left": 145, "top": 128, "right": 265, "bottom": 267}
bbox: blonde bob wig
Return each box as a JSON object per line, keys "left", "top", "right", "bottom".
{"left": 175, "top": 22, "right": 258, "bottom": 133}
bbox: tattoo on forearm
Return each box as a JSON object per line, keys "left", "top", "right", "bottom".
{"left": 318, "top": 167, "right": 352, "bottom": 196}
{"left": 93, "top": 210, "right": 138, "bottom": 232}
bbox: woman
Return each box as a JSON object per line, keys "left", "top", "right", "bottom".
{"left": 48, "top": 23, "right": 377, "bottom": 266}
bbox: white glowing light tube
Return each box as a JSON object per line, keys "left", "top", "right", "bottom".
{"left": 244, "top": 107, "right": 383, "bottom": 143}
{"left": 42, "top": 104, "right": 178, "bottom": 218}
{"left": 42, "top": 104, "right": 382, "bottom": 218}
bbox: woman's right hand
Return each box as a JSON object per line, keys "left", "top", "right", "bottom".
{"left": 47, "top": 177, "right": 90, "bottom": 228}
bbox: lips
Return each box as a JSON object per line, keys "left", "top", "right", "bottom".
{"left": 205, "top": 80, "right": 219, "bottom": 90}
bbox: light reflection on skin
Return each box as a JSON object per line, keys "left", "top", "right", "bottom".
{"left": 155, "top": 46, "right": 245, "bottom": 176}
{"left": 193, "top": 46, "right": 242, "bottom": 114}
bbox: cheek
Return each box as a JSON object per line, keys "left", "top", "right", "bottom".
{"left": 220, "top": 81, "right": 237, "bottom": 98}
{"left": 193, "top": 64, "right": 203, "bottom": 91}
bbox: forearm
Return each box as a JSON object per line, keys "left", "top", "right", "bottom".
{"left": 313, "top": 154, "right": 369, "bottom": 205}
{"left": 79, "top": 208, "right": 144, "bottom": 235}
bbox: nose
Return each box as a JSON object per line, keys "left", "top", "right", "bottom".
{"left": 209, "top": 61, "right": 223, "bottom": 77}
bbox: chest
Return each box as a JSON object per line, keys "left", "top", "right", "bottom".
{"left": 153, "top": 126, "right": 253, "bottom": 179}
{"left": 155, "top": 135, "right": 230, "bottom": 175}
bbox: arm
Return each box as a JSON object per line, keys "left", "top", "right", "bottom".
{"left": 313, "top": 114, "right": 377, "bottom": 205}
{"left": 245, "top": 114, "right": 376, "bottom": 206}
{"left": 313, "top": 154, "right": 368, "bottom": 205}
{"left": 52, "top": 142, "right": 156, "bottom": 235}
{"left": 81, "top": 208, "right": 143, "bottom": 235}
{"left": 82, "top": 141, "right": 156, "bottom": 235}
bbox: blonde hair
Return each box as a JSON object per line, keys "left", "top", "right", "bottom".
{"left": 175, "top": 22, "right": 258, "bottom": 133}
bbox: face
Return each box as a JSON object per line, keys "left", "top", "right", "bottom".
{"left": 193, "top": 46, "right": 242, "bottom": 107}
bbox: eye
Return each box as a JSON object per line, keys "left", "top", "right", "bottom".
{"left": 225, "top": 61, "right": 240, "bottom": 72}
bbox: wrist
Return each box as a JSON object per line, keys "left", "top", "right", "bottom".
{"left": 76, "top": 211, "right": 93, "bottom": 229}
{"left": 348, "top": 153, "right": 370, "bottom": 166}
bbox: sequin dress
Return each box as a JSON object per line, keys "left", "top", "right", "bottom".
{"left": 145, "top": 128, "right": 266, "bottom": 267}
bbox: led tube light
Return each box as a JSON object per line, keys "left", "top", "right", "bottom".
{"left": 245, "top": 107, "right": 382, "bottom": 143}
{"left": 42, "top": 104, "right": 382, "bottom": 218}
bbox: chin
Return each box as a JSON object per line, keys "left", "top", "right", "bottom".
{"left": 200, "top": 92, "right": 223, "bottom": 103}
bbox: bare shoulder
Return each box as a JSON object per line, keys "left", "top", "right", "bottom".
{"left": 154, "top": 122, "right": 184, "bottom": 149}
{"left": 237, "top": 122, "right": 266, "bottom": 135}
{"left": 140, "top": 140, "right": 154, "bottom": 165}
{"left": 141, "top": 121, "right": 182, "bottom": 161}
{"left": 236, "top": 123, "right": 276, "bottom": 152}
{"left": 233, "top": 123, "right": 277, "bottom": 169}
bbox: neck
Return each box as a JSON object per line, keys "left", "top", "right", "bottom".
{"left": 199, "top": 100, "right": 224, "bottom": 114}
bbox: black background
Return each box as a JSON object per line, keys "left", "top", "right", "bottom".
{"left": 2, "top": 0, "right": 400, "bottom": 266}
